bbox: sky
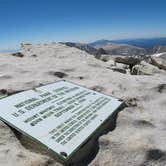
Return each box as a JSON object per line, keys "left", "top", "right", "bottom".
{"left": 0, "top": 0, "right": 166, "bottom": 51}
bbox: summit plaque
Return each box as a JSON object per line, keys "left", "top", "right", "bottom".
{"left": 0, "top": 81, "right": 123, "bottom": 162}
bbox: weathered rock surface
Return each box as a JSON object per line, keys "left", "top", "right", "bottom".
{"left": 12, "top": 52, "right": 24, "bottom": 58}
{"left": 95, "top": 48, "right": 107, "bottom": 57}
{"left": 150, "top": 57, "right": 166, "bottom": 71}
{"left": 111, "top": 67, "right": 127, "bottom": 74}
{"left": 131, "top": 61, "right": 160, "bottom": 75}
{"left": 0, "top": 121, "right": 60, "bottom": 166}
{"left": 97, "top": 54, "right": 112, "bottom": 62}
{"left": 114, "top": 56, "right": 141, "bottom": 66}
{"left": 0, "top": 43, "right": 166, "bottom": 166}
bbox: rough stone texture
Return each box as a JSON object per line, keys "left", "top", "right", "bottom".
{"left": 111, "top": 67, "right": 127, "bottom": 74}
{"left": 0, "top": 121, "right": 60, "bottom": 166}
{"left": 114, "top": 56, "right": 141, "bottom": 67}
{"left": 0, "top": 43, "right": 166, "bottom": 166}
{"left": 12, "top": 52, "right": 24, "bottom": 58}
{"left": 98, "top": 54, "right": 112, "bottom": 62}
{"left": 150, "top": 57, "right": 166, "bottom": 71}
{"left": 131, "top": 61, "right": 160, "bottom": 75}
{"left": 160, "top": 53, "right": 166, "bottom": 60}
{"left": 95, "top": 48, "right": 107, "bottom": 57}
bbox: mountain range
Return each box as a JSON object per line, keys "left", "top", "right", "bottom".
{"left": 62, "top": 38, "right": 166, "bottom": 57}
{"left": 89, "top": 37, "right": 166, "bottom": 48}
{"left": 94, "top": 43, "right": 147, "bottom": 56}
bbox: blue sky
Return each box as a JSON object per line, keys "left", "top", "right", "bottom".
{"left": 0, "top": 0, "right": 166, "bottom": 51}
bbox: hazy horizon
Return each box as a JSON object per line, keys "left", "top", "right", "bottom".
{"left": 0, "top": 0, "right": 166, "bottom": 51}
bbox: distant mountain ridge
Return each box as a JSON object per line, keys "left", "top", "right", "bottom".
{"left": 89, "top": 37, "right": 166, "bottom": 48}
{"left": 95, "top": 43, "right": 147, "bottom": 56}
{"left": 62, "top": 42, "right": 148, "bottom": 56}
{"left": 89, "top": 39, "right": 111, "bottom": 47}
{"left": 60, "top": 42, "right": 108, "bottom": 56}
{"left": 62, "top": 40, "right": 166, "bottom": 57}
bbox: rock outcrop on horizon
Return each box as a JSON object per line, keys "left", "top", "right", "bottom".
{"left": 60, "top": 42, "right": 99, "bottom": 56}
{"left": 0, "top": 43, "right": 166, "bottom": 166}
